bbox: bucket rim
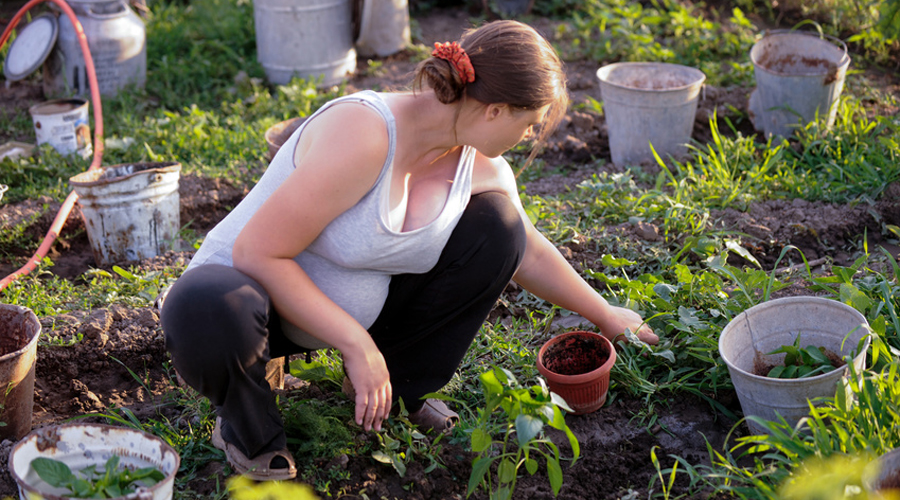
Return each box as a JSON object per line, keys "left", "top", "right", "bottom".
{"left": 718, "top": 296, "right": 871, "bottom": 383}
{"left": 536, "top": 330, "right": 617, "bottom": 384}
{"left": 0, "top": 304, "right": 41, "bottom": 363}
{"left": 28, "top": 98, "right": 90, "bottom": 117}
{"left": 69, "top": 161, "right": 182, "bottom": 187}
{"left": 596, "top": 62, "right": 706, "bottom": 93}
{"left": 9, "top": 422, "right": 181, "bottom": 496}
{"left": 750, "top": 30, "right": 851, "bottom": 75}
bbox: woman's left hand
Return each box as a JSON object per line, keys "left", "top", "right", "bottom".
{"left": 600, "top": 306, "right": 658, "bottom": 345}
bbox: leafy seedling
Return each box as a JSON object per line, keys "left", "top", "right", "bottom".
{"left": 31, "top": 455, "right": 165, "bottom": 499}
{"left": 766, "top": 334, "right": 837, "bottom": 379}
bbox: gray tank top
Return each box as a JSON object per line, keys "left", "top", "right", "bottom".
{"left": 186, "top": 90, "right": 476, "bottom": 348}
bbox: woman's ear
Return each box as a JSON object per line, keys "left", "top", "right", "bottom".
{"left": 484, "top": 103, "right": 509, "bottom": 121}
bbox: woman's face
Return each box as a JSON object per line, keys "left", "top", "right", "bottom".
{"left": 478, "top": 104, "right": 551, "bottom": 158}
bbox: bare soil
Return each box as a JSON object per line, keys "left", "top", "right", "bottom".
{"left": 1, "top": 4, "right": 899, "bottom": 500}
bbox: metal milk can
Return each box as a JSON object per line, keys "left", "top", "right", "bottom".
{"left": 43, "top": 0, "right": 146, "bottom": 98}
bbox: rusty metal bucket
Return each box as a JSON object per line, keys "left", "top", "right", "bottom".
{"left": 9, "top": 423, "right": 180, "bottom": 500}
{"left": 0, "top": 304, "right": 42, "bottom": 441}
{"left": 69, "top": 162, "right": 181, "bottom": 266}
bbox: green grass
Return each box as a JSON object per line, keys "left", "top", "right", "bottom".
{"left": 1, "top": 0, "right": 899, "bottom": 498}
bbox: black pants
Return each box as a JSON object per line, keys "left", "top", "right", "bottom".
{"left": 161, "top": 192, "right": 526, "bottom": 458}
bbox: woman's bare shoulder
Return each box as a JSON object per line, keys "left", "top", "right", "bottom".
{"left": 471, "top": 152, "right": 517, "bottom": 196}
{"left": 293, "top": 100, "right": 390, "bottom": 168}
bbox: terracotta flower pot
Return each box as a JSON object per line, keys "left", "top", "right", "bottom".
{"left": 537, "top": 330, "right": 616, "bottom": 415}
{"left": 264, "top": 117, "right": 306, "bottom": 161}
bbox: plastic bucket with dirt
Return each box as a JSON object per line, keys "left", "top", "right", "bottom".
{"left": 0, "top": 304, "right": 41, "bottom": 441}
{"left": 69, "top": 162, "right": 181, "bottom": 266}
{"left": 9, "top": 422, "right": 180, "bottom": 500}
{"left": 29, "top": 98, "right": 92, "bottom": 158}
{"left": 748, "top": 30, "right": 850, "bottom": 138}
{"left": 718, "top": 296, "right": 870, "bottom": 435}
{"left": 596, "top": 62, "right": 705, "bottom": 166}
{"left": 536, "top": 330, "right": 616, "bottom": 415}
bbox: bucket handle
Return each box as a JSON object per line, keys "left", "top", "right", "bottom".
{"left": 760, "top": 28, "right": 850, "bottom": 67}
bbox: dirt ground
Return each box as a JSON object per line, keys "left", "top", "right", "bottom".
{"left": 1, "top": 3, "right": 900, "bottom": 500}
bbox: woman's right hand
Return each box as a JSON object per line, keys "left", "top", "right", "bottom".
{"left": 342, "top": 342, "right": 392, "bottom": 432}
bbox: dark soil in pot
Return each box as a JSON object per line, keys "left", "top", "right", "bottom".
{"left": 541, "top": 334, "right": 610, "bottom": 376}
{"left": 752, "top": 345, "right": 846, "bottom": 377}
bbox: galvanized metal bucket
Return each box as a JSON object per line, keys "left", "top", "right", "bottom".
{"left": 69, "top": 162, "right": 181, "bottom": 266}
{"left": 597, "top": 62, "right": 705, "bottom": 166}
{"left": 355, "top": 0, "right": 410, "bottom": 57}
{"left": 0, "top": 304, "right": 41, "bottom": 442}
{"left": 9, "top": 423, "right": 180, "bottom": 500}
{"left": 748, "top": 30, "right": 850, "bottom": 139}
{"left": 254, "top": 0, "right": 357, "bottom": 86}
{"left": 719, "top": 296, "right": 870, "bottom": 436}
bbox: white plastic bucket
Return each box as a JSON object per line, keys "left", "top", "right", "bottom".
{"left": 719, "top": 296, "right": 870, "bottom": 436}
{"left": 29, "top": 99, "right": 92, "bottom": 158}
{"left": 748, "top": 31, "right": 850, "bottom": 139}
{"left": 9, "top": 423, "right": 180, "bottom": 500}
{"left": 596, "top": 62, "right": 705, "bottom": 166}
{"left": 69, "top": 162, "right": 181, "bottom": 266}
{"left": 355, "top": 0, "right": 410, "bottom": 57}
{"left": 254, "top": 0, "right": 357, "bottom": 86}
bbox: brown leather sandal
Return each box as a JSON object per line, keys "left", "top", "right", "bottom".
{"left": 342, "top": 377, "right": 458, "bottom": 433}
{"left": 212, "top": 417, "right": 297, "bottom": 481}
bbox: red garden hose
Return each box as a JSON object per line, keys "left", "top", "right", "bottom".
{"left": 0, "top": 0, "right": 104, "bottom": 292}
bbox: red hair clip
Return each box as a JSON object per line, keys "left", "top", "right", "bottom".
{"left": 432, "top": 41, "right": 475, "bottom": 84}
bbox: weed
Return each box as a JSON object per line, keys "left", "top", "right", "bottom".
{"left": 466, "top": 366, "right": 579, "bottom": 499}
{"left": 31, "top": 455, "right": 165, "bottom": 499}
{"left": 764, "top": 334, "right": 839, "bottom": 379}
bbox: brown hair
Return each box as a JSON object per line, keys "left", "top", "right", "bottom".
{"left": 414, "top": 20, "right": 569, "bottom": 166}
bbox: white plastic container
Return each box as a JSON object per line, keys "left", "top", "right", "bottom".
{"left": 254, "top": 0, "right": 357, "bottom": 86}
{"left": 44, "top": 0, "right": 147, "bottom": 98}
{"left": 9, "top": 423, "right": 180, "bottom": 500}
{"left": 748, "top": 31, "right": 850, "bottom": 139}
{"left": 596, "top": 62, "right": 705, "bottom": 166}
{"left": 718, "top": 296, "right": 870, "bottom": 436}
{"left": 69, "top": 162, "right": 181, "bottom": 265}
{"left": 29, "top": 99, "right": 92, "bottom": 158}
